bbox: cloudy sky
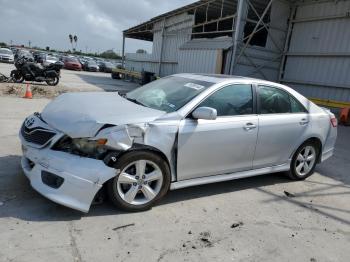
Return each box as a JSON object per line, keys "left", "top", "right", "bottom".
{"left": 0, "top": 0, "right": 195, "bottom": 54}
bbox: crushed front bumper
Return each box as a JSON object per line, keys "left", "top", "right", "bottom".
{"left": 21, "top": 144, "right": 116, "bottom": 213}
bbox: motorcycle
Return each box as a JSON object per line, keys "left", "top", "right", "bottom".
{"left": 10, "top": 56, "right": 64, "bottom": 86}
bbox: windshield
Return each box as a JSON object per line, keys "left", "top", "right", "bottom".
{"left": 0, "top": 49, "right": 12, "bottom": 55}
{"left": 67, "top": 57, "right": 78, "bottom": 62}
{"left": 126, "top": 76, "right": 214, "bottom": 113}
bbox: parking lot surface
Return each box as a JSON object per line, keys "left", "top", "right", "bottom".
{"left": 0, "top": 94, "right": 349, "bottom": 262}
{"left": 0, "top": 62, "right": 138, "bottom": 93}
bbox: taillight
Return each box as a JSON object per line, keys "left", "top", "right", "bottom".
{"left": 331, "top": 117, "right": 337, "bottom": 127}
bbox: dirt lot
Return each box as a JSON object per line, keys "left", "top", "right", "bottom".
{"left": 0, "top": 63, "right": 349, "bottom": 262}
{"left": 0, "top": 62, "right": 139, "bottom": 97}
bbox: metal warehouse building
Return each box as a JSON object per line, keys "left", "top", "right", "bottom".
{"left": 122, "top": 0, "right": 350, "bottom": 109}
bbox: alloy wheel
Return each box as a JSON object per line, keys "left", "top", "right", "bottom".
{"left": 295, "top": 145, "right": 316, "bottom": 177}
{"left": 115, "top": 160, "right": 163, "bottom": 205}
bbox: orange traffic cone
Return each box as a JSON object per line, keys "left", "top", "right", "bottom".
{"left": 339, "top": 107, "right": 350, "bottom": 126}
{"left": 24, "top": 83, "right": 32, "bottom": 99}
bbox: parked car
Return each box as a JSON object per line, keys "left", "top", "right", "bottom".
{"left": 78, "top": 58, "right": 87, "bottom": 67}
{"left": 83, "top": 60, "right": 99, "bottom": 72}
{"left": 19, "top": 74, "right": 337, "bottom": 213}
{"left": 0, "top": 48, "right": 14, "bottom": 63}
{"left": 42, "top": 55, "right": 59, "bottom": 66}
{"left": 63, "top": 57, "right": 82, "bottom": 71}
{"left": 33, "top": 52, "right": 46, "bottom": 63}
{"left": 14, "top": 49, "right": 34, "bottom": 61}
{"left": 99, "top": 61, "right": 114, "bottom": 73}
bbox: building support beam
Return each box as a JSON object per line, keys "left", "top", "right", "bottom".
{"left": 278, "top": 5, "right": 296, "bottom": 82}
{"left": 158, "top": 19, "right": 166, "bottom": 77}
{"left": 121, "top": 33, "right": 126, "bottom": 67}
{"left": 229, "top": 0, "right": 245, "bottom": 74}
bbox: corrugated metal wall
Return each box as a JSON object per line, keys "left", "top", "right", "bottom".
{"left": 281, "top": 0, "right": 350, "bottom": 103}
{"left": 125, "top": 13, "right": 193, "bottom": 77}
{"left": 124, "top": 0, "right": 350, "bottom": 106}
{"left": 178, "top": 49, "right": 219, "bottom": 73}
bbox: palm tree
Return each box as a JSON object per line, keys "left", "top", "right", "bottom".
{"left": 68, "top": 34, "right": 73, "bottom": 51}
{"left": 73, "top": 35, "right": 78, "bottom": 50}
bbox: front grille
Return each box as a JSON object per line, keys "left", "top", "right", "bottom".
{"left": 21, "top": 123, "right": 56, "bottom": 146}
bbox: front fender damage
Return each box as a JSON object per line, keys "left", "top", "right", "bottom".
{"left": 95, "top": 121, "right": 179, "bottom": 182}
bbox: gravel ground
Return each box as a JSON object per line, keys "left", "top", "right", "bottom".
{"left": 0, "top": 62, "right": 139, "bottom": 98}
{"left": 0, "top": 95, "right": 349, "bottom": 262}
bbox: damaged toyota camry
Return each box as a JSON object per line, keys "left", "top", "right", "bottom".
{"left": 19, "top": 74, "right": 337, "bottom": 212}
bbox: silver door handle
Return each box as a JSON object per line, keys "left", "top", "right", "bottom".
{"left": 244, "top": 123, "right": 257, "bottom": 131}
{"left": 300, "top": 119, "right": 309, "bottom": 125}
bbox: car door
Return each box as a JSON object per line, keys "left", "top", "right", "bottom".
{"left": 177, "top": 84, "right": 258, "bottom": 181}
{"left": 253, "top": 85, "right": 309, "bottom": 169}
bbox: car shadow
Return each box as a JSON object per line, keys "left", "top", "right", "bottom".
{"left": 1, "top": 123, "right": 349, "bottom": 225}
{"left": 0, "top": 154, "right": 291, "bottom": 222}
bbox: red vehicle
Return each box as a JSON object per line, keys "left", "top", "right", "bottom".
{"left": 63, "top": 57, "right": 82, "bottom": 71}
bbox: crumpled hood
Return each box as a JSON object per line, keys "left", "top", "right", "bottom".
{"left": 41, "top": 92, "right": 165, "bottom": 138}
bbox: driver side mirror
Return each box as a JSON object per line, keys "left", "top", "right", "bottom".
{"left": 192, "top": 107, "right": 217, "bottom": 120}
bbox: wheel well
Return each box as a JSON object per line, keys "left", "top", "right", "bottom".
{"left": 303, "top": 137, "right": 323, "bottom": 163}
{"left": 118, "top": 144, "right": 171, "bottom": 172}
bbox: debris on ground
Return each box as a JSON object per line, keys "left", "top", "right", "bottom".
{"left": 231, "top": 222, "right": 244, "bottom": 228}
{"left": 112, "top": 223, "right": 135, "bottom": 231}
{"left": 284, "top": 191, "right": 296, "bottom": 197}
{"left": 188, "top": 230, "right": 192, "bottom": 235}
{"left": 199, "top": 231, "right": 213, "bottom": 247}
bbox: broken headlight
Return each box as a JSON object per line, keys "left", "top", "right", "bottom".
{"left": 53, "top": 136, "right": 108, "bottom": 159}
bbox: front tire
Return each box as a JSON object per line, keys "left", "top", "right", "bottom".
{"left": 10, "top": 70, "right": 24, "bottom": 83}
{"left": 107, "top": 151, "right": 171, "bottom": 212}
{"left": 288, "top": 142, "right": 319, "bottom": 180}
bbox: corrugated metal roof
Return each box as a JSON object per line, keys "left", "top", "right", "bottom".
{"left": 180, "top": 37, "right": 233, "bottom": 50}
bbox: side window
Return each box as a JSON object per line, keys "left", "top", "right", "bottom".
{"left": 290, "top": 95, "right": 307, "bottom": 113}
{"left": 259, "top": 85, "right": 291, "bottom": 114}
{"left": 197, "top": 84, "right": 253, "bottom": 116}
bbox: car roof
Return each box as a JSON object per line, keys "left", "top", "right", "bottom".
{"left": 174, "top": 73, "right": 288, "bottom": 88}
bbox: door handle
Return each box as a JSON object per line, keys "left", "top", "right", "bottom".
{"left": 244, "top": 123, "right": 257, "bottom": 131}
{"left": 299, "top": 119, "right": 309, "bottom": 125}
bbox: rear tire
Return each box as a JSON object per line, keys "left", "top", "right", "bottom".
{"left": 287, "top": 142, "right": 319, "bottom": 180}
{"left": 46, "top": 76, "right": 59, "bottom": 86}
{"left": 107, "top": 151, "right": 171, "bottom": 212}
{"left": 111, "top": 72, "right": 121, "bottom": 79}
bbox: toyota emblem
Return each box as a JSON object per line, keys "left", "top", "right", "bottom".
{"left": 25, "top": 117, "right": 35, "bottom": 128}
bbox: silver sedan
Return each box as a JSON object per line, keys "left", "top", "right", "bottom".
{"left": 19, "top": 74, "right": 337, "bottom": 212}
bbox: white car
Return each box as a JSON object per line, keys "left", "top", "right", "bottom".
{"left": 43, "top": 55, "right": 59, "bottom": 66}
{"left": 0, "top": 48, "right": 14, "bottom": 63}
{"left": 19, "top": 74, "right": 337, "bottom": 212}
